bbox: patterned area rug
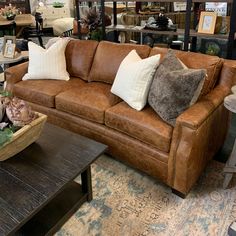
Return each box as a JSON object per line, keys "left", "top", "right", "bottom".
{"left": 55, "top": 155, "right": 236, "bottom": 236}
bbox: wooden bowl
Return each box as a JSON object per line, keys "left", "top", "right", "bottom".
{"left": 0, "top": 112, "right": 47, "bottom": 161}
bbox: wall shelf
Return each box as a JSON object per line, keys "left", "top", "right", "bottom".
{"left": 77, "top": 0, "right": 233, "bottom": 2}
{"left": 107, "top": 24, "right": 229, "bottom": 39}
{"left": 107, "top": 25, "right": 183, "bottom": 36}
{"left": 105, "top": 0, "right": 233, "bottom": 2}
{"left": 75, "top": 0, "right": 236, "bottom": 59}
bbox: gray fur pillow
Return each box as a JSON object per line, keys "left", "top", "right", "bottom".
{"left": 148, "top": 50, "right": 206, "bottom": 126}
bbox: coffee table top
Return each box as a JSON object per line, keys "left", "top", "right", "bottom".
{"left": 0, "top": 123, "right": 107, "bottom": 235}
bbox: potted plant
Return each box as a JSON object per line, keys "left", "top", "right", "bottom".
{"left": 206, "top": 43, "right": 220, "bottom": 56}
{"left": 52, "top": 2, "right": 64, "bottom": 8}
{"left": 80, "top": 7, "right": 111, "bottom": 41}
{"left": 0, "top": 4, "right": 20, "bottom": 20}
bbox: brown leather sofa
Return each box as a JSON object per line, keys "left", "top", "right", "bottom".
{"left": 5, "top": 40, "right": 236, "bottom": 197}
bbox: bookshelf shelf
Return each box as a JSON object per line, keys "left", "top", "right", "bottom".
{"left": 107, "top": 24, "right": 229, "bottom": 39}
{"left": 76, "top": 0, "right": 186, "bottom": 1}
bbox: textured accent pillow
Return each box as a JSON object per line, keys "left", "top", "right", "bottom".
{"left": 22, "top": 39, "right": 70, "bottom": 81}
{"left": 111, "top": 50, "right": 160, "bottom": 111}
{"left": 148, "top": 50, "right": 206, "bottom": 126}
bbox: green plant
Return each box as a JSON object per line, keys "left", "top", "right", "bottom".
{"left": 90, "top": 28, "right": 103, "bottom": 41}
{"left": 80, "top": 7, "right": 111, "bottom": 41}
{"left": 52, "top": 2, "right": 64, "bottom": 8}
{"left": 0, "top": 128, "right": 13, "bottom": 147}
{"left": 206, "top": 43, "right": 220, "bottom": 56}
{"left": 0, "top": 4, "right": 19, "bottom": 18}
{"left": 1, "top": 91, "right": 12, "bottom": 97}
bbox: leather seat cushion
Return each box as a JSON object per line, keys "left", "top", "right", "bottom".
{"left": 89, "top": 41, "right": 150, "bottom": 84}
{"left": 56, "top": 82, "right": 121, "bottom": 124}
{"left": 65, "top": 40, "right": 98, "bottom": 81}
{"left": 150, "top": 47, "right": 223, "bottom": 97}
{"left": 105, "top": 102, "right": 173, "bottom": 152}
{"left": 13, "top": 77, "right": 86, "bottom": 108}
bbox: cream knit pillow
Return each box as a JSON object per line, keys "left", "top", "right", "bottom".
{"left": 111, "top": 50, "right": 160, "bottom": 111}
{"left": 22, "top": 39, "right": 70, "bottom": 81}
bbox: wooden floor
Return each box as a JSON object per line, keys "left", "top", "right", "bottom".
{"left": 215, "top": 114, "right": 236, "bottom": 163}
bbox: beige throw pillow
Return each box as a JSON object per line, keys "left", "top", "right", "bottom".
{"left": 22, "top": 39, "right": 70, "bottom": 81}
{"left": 111, "top": 50, "right": 160, "bottom": 111}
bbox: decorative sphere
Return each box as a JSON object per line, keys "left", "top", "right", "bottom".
{"left": 39, "top": 2, "right": 44, "bottom": 7}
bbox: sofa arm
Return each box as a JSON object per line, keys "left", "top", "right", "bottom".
{"left": 168, "top": 85, "right": 231, "bottom": 196}
{"left": 5, "top": 62, "right": 28, "bottom": 92}
{"left": 176, "top": 85, "right": 230, "bottom": 129}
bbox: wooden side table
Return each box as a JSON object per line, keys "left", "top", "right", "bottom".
{"left": 0, "top": 51, "right": 28, "bottom": 90}
{"left": 0, "top": 51, "right": 28, "bottom": 66}
{"left": 223, "top": 87, "right": 236, "bottom": 188}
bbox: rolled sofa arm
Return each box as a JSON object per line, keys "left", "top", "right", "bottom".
{"left": 168, "top": 85, "right": 231, "bottom": 195}
{"left": 5, "top": 62, "right": 28, "bottom": 92}
{"left": 176, "top": 85, "right": 230, "bottom": 129}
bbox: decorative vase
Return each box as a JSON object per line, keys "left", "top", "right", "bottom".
{"left": 6, "top": 14, "right": 16, "bottom": 21}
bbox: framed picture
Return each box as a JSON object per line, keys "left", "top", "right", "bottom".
{"left": 3, "top": 42, "right": 16, "bottom": 58}
{"left": 173, "top": 2, "right": 187, "bottom": 11}
{"left": 198, "top": 11, "right": 217, "bottom": 34}
{"left": 2, "top": 35, "right": 16, "bottom": 55}
{"left": 215, "top": 16, "right": 230, "bottom": 34}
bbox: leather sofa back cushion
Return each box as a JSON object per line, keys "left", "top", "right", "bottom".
{"left": 65, "top": 40, "right": 98, "bottom": 81}
{"left": 89, "top": 41, "right": 150, "bottom": 84}
{"left": 150, "top": 47, "right": 223, "bottom": 96}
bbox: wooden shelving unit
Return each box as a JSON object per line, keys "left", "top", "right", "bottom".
{"left": 107, "top": 24, "right": 229, "bottom": 40}
{"left": 75, "top": 0, "right": 236, "bottom": 59}
{"left": 107, "top": 25, "right": 185, "bottom": 36}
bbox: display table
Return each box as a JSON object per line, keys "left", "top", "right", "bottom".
{"left": 0, "top": 14, "right": 33, "bottom": 27}
{"left": 0, "top": 51, "right": 28, "bottom": 65}
{"left": 223, "top": 86, "right": 236, "bottom": 188}
{"left": 0, "top": 14, "right": 34, "bottom": 37}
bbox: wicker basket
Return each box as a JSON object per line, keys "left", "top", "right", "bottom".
{"left": 0, "top": 112, "right": 47, "bottom": 161}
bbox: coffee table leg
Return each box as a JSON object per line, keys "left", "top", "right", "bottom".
{"left": 81, "top": 166, "right": 93, "bottom": 202}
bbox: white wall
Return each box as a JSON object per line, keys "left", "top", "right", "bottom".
{"left": 29, "top": 0, "right": 37, "bottom": 13}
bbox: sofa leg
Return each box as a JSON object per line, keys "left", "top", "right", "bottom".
{"left": 171, "top": 188, "right": 187, "bottom": 199}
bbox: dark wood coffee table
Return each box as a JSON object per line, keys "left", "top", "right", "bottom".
{"left": 0, "top": 123, "right": 107, "bottom": 236}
